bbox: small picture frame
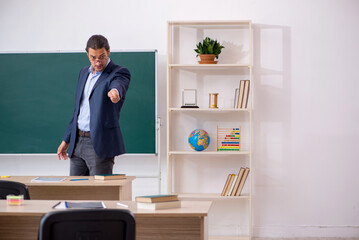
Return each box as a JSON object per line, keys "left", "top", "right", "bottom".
{"left": 181, "top": 89, "right": 199, "bottom": 108}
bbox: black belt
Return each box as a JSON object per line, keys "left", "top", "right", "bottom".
{"left": 78, "top": 129, "right": 90, "bottom": 137}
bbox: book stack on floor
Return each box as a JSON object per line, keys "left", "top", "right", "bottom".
{"left": 136, "top": 194, "right": 181, "bottom": 210}
{"left": 94, "top": 174, "right": 126, "bottom": 180}
{"left": 221, "top": 167, "right": 250, "bottom": 196}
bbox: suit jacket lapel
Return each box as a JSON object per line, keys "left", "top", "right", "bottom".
{"left": 90, "top": 60, "right": 114, "bottom": 98}
{"left": 77, "top": 68, "right": 90, "bottom": 104}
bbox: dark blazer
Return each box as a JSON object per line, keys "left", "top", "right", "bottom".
{"left": 63, "top": 60, "right": 131, "bottom": 158}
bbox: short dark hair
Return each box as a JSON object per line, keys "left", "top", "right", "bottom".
{"left": 85, "top": 35, "right": 110, "bottom": 52}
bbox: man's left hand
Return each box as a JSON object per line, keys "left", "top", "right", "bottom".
{"left": 108, "top": 89, "right": 120, "bottom": 103}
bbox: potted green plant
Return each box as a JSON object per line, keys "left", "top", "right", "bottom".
{"left": 194, "top": 37, "right": 225, "bottom": 64}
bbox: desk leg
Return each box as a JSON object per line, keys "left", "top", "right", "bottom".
{"left": 136, "top": 216, "right": 207, "bottom": 240}
{"left": 119, "top": 181, "right": 132, "bottom": 200}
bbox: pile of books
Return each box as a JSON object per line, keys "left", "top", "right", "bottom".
{"left": 94, "top": 174, "right": 126, "bottom": 180}
{"left": 135, "top": 194, "right": 181, "bottom": 210}
{"left": 221, "top": 167, "right": 250, "bottom": 196}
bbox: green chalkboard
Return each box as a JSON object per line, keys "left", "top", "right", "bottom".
{"left": 0, "top": 51, "right": 157, "bottom": 154}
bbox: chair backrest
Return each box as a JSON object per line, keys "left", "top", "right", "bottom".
{"left": 38, "top": 209, "right": 136, "bottom": 240}
{"left": 0, "top": 180, "right": 30, "bottom": 199}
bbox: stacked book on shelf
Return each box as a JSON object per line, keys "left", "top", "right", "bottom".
{"left": 135, "top": 194, "right": 181, "bottom": 210}
{"left": 217, "top": 126, "right": 241, "bottom": 151}
{"left": 234, "top": 80, "right": 250, "bottom": 109}
{"left": 221, "top": 167, "right": 250, "bottom": 196}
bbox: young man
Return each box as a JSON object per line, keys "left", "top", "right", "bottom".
{"left": 57, "top": 35, "right": 130, "bottom": 176}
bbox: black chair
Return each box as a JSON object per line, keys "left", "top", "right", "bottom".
{"left": 38, "top": 209, "right": 136, "bottom": 240}
{"left": 0, "top": 180, "right": 30, "bottom": 199}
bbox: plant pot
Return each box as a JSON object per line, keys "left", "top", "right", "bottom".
{"left": 198, "top": 54, "right": 217, "bottom": 64}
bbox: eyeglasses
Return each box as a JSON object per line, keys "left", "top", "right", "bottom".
{"left": 89, "top": 54, "right": 108, "bottom": 62}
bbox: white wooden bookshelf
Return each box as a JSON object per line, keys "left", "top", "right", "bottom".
{"left": 169, "top": 64, "right": 251, "bottom": 68}
{"left": 178, "top": 193, "right": 250, "bottom": 200}
{"left": 169, "top": 108, "right": 250, "bottom": 112}
{"left": 209, "top": 236, "right": 251, "bottom": 240}
{"left": 169, "top": 150, "right": 250, "bottom": 155}
{"left": 167, "top": 20, "right": 253, "bottom": 239}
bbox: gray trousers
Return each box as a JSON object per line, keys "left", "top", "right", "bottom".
{"left": 70, "top": 136, "right": 114, "bottom": 176}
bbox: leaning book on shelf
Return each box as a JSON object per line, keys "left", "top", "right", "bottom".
{"left": 227, "top": 174, "right": 238, "bottom": 196}
{"left": 236, "top": 80, "right": 250, "bottom": 109}
{"left": 137, "top": 200, "right": 181, "bottom": 210}
{"left": 236, "top": 80, "right": 246, "bottom": 109}
{"left": 230, "top": 168, "right": 246, "bottom": 196}
{"left": 234, "top": 88, "right": 239, "bottom": 108}
{"left": 135, "top": 194, "right": 178, "bottom": 203}
{"left": 221, "top": 174, "right": 236, "bottom": 196}
{"left": 94, "top": 174, "right": 126, "bottom": 180}
{"left": 221, "top": 174, "right": 233, "bottom": 196}
{"left": 241, "top": 80, "right": 250, "bottom": 108}
{"left": 220, "top": 168, "right": 250, "bottom": 197}
{"left": 235, "top": 168, "right": 250, "bottom": 196}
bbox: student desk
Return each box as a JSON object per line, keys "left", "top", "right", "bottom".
{"left": 2, "top": 176, "right": 135, "bottom": 200}
{"left": 0, "top": 200, "right": 212, "bottom": 240}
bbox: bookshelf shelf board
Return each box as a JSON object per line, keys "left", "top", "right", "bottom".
{"left": 169, "top": 64, "right": 251, "bottom": 69}
{"left": 169, "top": 108, "right": 250, "bottom": 112}
{"left": 169, "top": 151, "right": 250, "bottom": 155}
{"left": 178, "top": 193, "right": 250, "bottom": 200}
{"left": 169, "top": 20, "right": 252, "bottom": 26}
{"left": 209, "top": 235, "right": 251, "bottom": 240}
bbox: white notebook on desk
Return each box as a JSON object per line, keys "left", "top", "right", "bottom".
{"left": 31, "top": 177, "right": 66, "bottom": 182}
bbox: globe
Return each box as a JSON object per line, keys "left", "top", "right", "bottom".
{"left": 188, "top": 129, "right": 210, "bottom": 151}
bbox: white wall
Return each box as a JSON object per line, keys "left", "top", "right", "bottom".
{"left": 1, "top": 0, "right": 359, "bottom": 238}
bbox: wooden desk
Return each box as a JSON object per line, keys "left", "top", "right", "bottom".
{"left": 0, "top": 200, "right": 212, "bottom": 240}
{"left": 2, "top": 176, "right": 135, "bottom": 200}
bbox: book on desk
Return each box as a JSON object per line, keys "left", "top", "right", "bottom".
{"left": 94, "top": 174, "right": 126, "bottom": 180}
{"left": 136, "top": 194, "right": 181, "bottom": 209}
{"left": 53, "top": 201, "right": 106, "bottom": 209}
{"left": 135, "top": 194, "right": 178, "bottom": 203}
{"left": 31, "top": 177, "right": 66, "bottom": 183}
{"left": 137, "top": 200, "right": 181, "bottom": 210}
